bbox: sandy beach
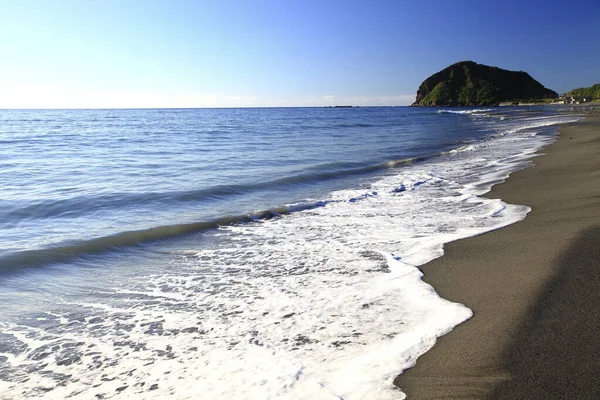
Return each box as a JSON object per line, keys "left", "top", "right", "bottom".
{"left": 395, "top": 110, "right": 600, "bottom": 399}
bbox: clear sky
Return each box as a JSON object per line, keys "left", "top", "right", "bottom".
{"left": 0, "top": 0, "right": 598, "bottom": 108}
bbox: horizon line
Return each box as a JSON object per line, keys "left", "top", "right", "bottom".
{"left": 0, "top": 105, "right": 411, "bottom": 111}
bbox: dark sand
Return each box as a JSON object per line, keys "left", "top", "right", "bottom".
{"left": 394, "top": 112, "right": 600, "bottom": 399}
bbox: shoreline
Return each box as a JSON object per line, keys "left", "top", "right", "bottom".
{"left": 394, "top": 110, "right": 600, "bottom": 398}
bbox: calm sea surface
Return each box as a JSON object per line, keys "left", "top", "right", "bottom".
{"left": 0, "top": 106, "right": 579, "bottom": 399}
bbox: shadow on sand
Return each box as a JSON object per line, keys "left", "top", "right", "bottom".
{"left": 490, "top": 224, "right": 600, "bottom": 399}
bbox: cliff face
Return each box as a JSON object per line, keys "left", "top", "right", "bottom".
{"left": 412, "top": 61, "right": 558, "bottom": 107}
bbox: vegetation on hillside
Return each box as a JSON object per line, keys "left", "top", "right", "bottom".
{"left": 412, "top": 61, "right": 558, "bottom": 107}
{"left": 566, "top": 83, "right": 600, "bottom": 99}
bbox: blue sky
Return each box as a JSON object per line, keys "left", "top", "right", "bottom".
{"left": 0, "top": 0, "right": 598, "bottom": 108}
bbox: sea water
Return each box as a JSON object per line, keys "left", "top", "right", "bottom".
{"left": 0, "top": 106, "right": 579, "bottom": 399}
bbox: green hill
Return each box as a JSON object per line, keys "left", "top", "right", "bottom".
{"left": 566, "top": 83, "right": 600, "bottom": 100}
{"left": 412, "top": 61, "right": 558, "bottom": 107}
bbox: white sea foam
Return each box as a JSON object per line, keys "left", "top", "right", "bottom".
{"left": 450, "top": 115, "right": 580, "bottom": 154}
{"left": 437, "top": 108, "right": 492, "bottom": 115}
{"left": 0, "top": 112, "right": 579, "bottom": 399}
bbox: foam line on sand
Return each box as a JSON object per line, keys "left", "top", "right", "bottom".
{"left": 394, "top": 112, "right": 600, "bottom": 398}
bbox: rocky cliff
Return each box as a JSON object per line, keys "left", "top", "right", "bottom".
{"left": 412, "top": 61, "right": 557, "bottom": 107}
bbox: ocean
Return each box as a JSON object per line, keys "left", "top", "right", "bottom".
{"left": 0, "top": 106, "right": 579, "bottom": 399}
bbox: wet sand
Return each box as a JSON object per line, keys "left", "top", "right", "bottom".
{"left": 394, "top": 112, "right": 600, "bottom": 399}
